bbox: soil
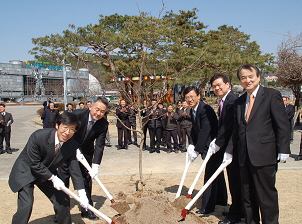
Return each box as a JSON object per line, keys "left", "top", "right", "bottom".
{"left": 0, "top": 170, "right": 301, "bottom": 224}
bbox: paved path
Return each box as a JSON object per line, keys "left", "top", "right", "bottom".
{"left": 1, "top": 105, "right": 301, "bottom": 180}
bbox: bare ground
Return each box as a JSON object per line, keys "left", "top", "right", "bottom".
{"left": 0, "top": 170, "right": 301, "bottom": 224}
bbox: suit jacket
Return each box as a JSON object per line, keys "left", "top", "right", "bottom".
{"left": 146, "top": 107, "right": 164, "bottom": 129}
{"left": 0, "top": 112, "right": 13, "bottom": 133}
{"left": 215, "top": 91, "right": 238, "bottom": 150}
{"left": 190, "top": 100, "right": 218, "bottom": 154}
{"left": 163, "top": 111, "right": 180, "bottom": 130}
{"left": 285, "top": 104, "right": 294, "bottom": 122}
{"left": 72, "top": 109, "right": 108, "bottom": 165}
{"left": 226, "top": 86, "right": 291, "bottom": 166}
{"left": 41, "top": 109, "right": 59, "bottom": 128}
{"left": 9, "top": 128, "right": 84, "bottom": 193}
{"left": 116, "top": 106, "right": 130, "bottom": 128}
{"left": 43, "top": 100, "right": 51, "bottom": 109}
{"left": 177, "top": 107, "right": 192, "bottom": 128}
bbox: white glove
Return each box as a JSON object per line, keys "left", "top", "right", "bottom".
{"left": 89, "top": 163, "right": 100, "bottom": 178}
{"left": 223, "top": 152, "right": 233, "bottom": 164}
{"left": 189, "top": 150, "right": 199, "bottom": 162}
{"left": 277, "top": 153, "right": 289, "bottom": 163}
{"left": 187, "top": 145, "right": 195, "bottom": 154}
{"left": 49, "top": 175, "right": 65, "bottom": 191}
{"left": 78, "top": 189, "right": 89, "bottom": 210}
{"left": 208, "top": 139, "right": 220, "bottom": 156}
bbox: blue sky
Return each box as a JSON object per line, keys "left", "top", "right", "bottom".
{"left": 1, "top": 0, "right": 301, "bottom": 63}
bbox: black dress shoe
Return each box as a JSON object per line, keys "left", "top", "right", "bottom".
{"left": 7, "top": 151, "right": 12, "bottom": 154}
{"left": 81, "top": 210, "right": 99, "bottom": 220}
{"left": 53, "top": 214, "right": 58, "bottom": 223}
{"left": 295, "top": 156, "right": 302, "bottom": 161}
{"left": 0, "top": 151, "right": 4, "bottom": 154}
{"left": 156, "top": 149, "right": 160, "bottom": 153}
{"left": 150, "top": 148, "right": 155, "bottom": 153}
{"left": 218, "top": 217, "right": 241, "bottom": 224}
{"left": 196, "top": 209, "right": 214, "bottom": 214}
{"left": 128, "top": 141, "right": 133, "bottom": 145}
{"left": 105, "top": 144, "right": 112, "bottom": 147}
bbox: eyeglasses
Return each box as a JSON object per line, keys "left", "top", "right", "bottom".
{"left": 185, "top": 95, "right": 198, "bottom": 100}
{"left": 60, "top": 126, "right": 76, "bottom": 133}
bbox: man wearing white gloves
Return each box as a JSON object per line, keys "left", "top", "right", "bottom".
{"left": 183, "top": 86, "right": 225, "bottom": 215}
{"left": 208, "top": 73, "right": 243, "bottom": 224}
{"left": 226, "top": 64, "right": 291, "bottom": 224}
{"left": 9, "top": 113, "right": 88, "bottom": 224}
{"left": 58, "top": 97, "right": 109, "bottom": 220}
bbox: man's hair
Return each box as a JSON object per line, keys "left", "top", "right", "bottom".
{"left": 282, "top": 96, "right": 289, "bottom": 100}
{"left": 183, "top": 86, "right": 200, "bottom": 96}
{"left": 79, "top": 102, "right": 84, "bottom": 105}
{"left": 151, "top": 98, "right": 157, "bottom": 102}
{"left": 237, "top": 64, "right": 260, "bottom": 79}
{"left": 66, "top": 103, "right": 73, "bottom": 107}
{"left": 0, "top": 103, "right": 6, "bottom": 107}
{"left": 56, "top": 112, "right": 80, "bottom": 130}
{"left": 210, "top": 73, "right": 230, "bottom": 86}
{"left": 91, "top": 96, "right": 109, "bottom": 107}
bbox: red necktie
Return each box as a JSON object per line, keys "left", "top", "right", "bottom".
{"left": 246, "top": 94, "right": 255, "bottom": 121}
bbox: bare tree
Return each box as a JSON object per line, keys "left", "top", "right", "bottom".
{"left": 276, "top": 32, "right": 302, "bottom": 122}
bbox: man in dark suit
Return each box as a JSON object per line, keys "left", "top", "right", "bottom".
{"left": 146, "top": 99, "right": 164, "bottom": 153}
{"left": 183, "top": 86, "right": 225, "bottom": 214}
{"left": 58, "top": 96, "right": 109, "bottom": 220}
{"left": 207, "top": 74, "right": 243, "bottom": 224}
{"left": 43, "top": 97, "right": 52, "bottom": 109}
{"left": 116, "top": 99, "right": 130, "bottom": 149}
{"left": 41, "top": 102, "right": 59, "bottom": 128}
{"left": 0, "top": 103, "right": 14, "bottom": 154}
{"left": 177, "top": 100, "right": 192, "bottom": 152}
{"left": 9, "top": 113, "right": 89, "bottom": 224}
{"left": 283, "top": 96, "right": 295, "bottom": 143}
{"left": 225, "top": 64, "right": 290, "bottom": 224}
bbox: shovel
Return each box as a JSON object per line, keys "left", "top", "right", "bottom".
{"left": 180, "top": 159, "right": 232, "bottom": 219}
{"left": 175, "top": 152, "right": 191, "bottom": 199}
{"left": 60, "top": 185, "right": 115, "bottom": 224}
{"left": 76, "top": 149, "right": 130, "bottom": 214}
{"left": 186, "top": 150, "right": 211, "bottom": 198}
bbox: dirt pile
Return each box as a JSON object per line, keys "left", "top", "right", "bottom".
{"left": 112, "top": 195, "right": 213, "bottom": 224}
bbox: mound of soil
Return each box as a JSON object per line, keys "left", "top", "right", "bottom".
{"left": 112, "top": 195, "right": 215, "bottom": 224}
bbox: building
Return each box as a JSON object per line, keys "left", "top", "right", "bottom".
{"left": 0, "top": 60, "right": 89, "bottom": 102}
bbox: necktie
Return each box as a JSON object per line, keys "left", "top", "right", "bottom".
{"left": 246, "top": 93, "right": 255, "bottom": 121}
{"left": 219, "top": 99, "right": 224, "bottom": 115}
{"left": 85, "top": 120, "right": 94, "bottom": 137}
{"left": 54, "top": 143, "right": 61, "bottom": 157}
{"left": 192, "top": 110, "right": 196, "bottom": 120}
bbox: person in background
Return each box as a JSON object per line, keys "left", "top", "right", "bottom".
{"left": 163, "top": 104, "right": 180, "bottom": 153}
{"left": 140, "top": 99, "right": 149, "bottom": 150}
{"left": 58, "top": 96, "right": 109, "bottom": 220}
{"left": 86, "top": 101, "right": 92, "bottom": 109}
{"left": 177, "top": 100, "right": 192, "bottom": 152}
{"left": 146, "top": 99, "right": 164, "bottom": 153}
{"left": 128, "top": 103, "right": 138, "bottom": 146}
{"left": 41, "top": 102, "right": 59, "bottom": 128}
{"left": 176, "top": 100, "right": 183, "bottom": 148}
{"left": 43, "top": 97, "right": 51, "bottom": 109}
{"left": 9, "top": 113, "right": 88, "bottom": 224}
{"left": 79, "top": 102, "right": 85, "bottom": 109}
{"left": 65, "top": 103, "right": 74, "bottom": 113}
{"left": 158, "top": 102, "right": 167, "bottom": 147}
{"left": 225, "top": 64, "right": 290, "bottom": 224}
{"left": 296, "top": 135, "right": 302, "bottom": 161}
{"left": 0, "top": 103, "right": 14, "bottom": 154}
{"left": 116, "top": 99, "right": 130, "bottom": 149}
{"left": 282, "top": 96, "right": 295, "bottom": 143}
